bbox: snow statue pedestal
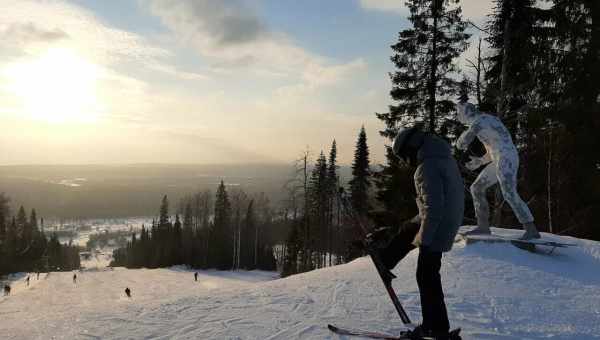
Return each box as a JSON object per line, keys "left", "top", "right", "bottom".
{"left": 457, "top": 226, "right": 575, "bottom": 254}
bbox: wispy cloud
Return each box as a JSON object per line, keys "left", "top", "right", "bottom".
{"left": 0, "top": 22, "right": 68, "bottom": 46}
{"left": 144, "top": 0, "right": 364, "bottom": 86}
{"left": 359, "top": 0, "right": 407, "bottom": 15}
{"left": 359, "top": 0, "right": 494, "bottom": 22}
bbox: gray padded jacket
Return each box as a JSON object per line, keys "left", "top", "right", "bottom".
{"left": 412, "top": 135, "right": 464, "bottom": 252}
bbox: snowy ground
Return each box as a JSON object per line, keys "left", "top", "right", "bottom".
{"left": 2, "top": 227, "right": 600, "bottom": 339}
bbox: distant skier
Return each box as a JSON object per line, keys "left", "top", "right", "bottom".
{"left": 369, "top": 126, "right": 464, "bottom": 339}
{"left": 125, "top": 287, "right": 131, "bottom": 298}
{"left": 26, "top": 276, "right": 30, "bottom": 287}
{"left": 194, "top": 272, "right": 198, "bottom": 282}
{"left": 73, "top": 274, "right": 77, "bottom": 284}
{"left": 455, "top": 101, "right": 540, "bottom": 240}
{"left": 3, "top": 284, "right": 10, "bottom": 296}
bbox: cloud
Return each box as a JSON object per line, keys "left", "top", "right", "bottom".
{"left": 0, "top": 22, "right": 68, "bottom": 45}
{"left": 359, "top": 0, "right": 407, "bottom": 15}
{"left": 460, "top": 0, "right": 495, "bottom": 23}
{"left": 303, "top": 58, "right": 367, "bottom": 87}
{"left": 359, "top": 0, "right": 494, "bottom": 22}
{"left": 144, "top": 0, "right": 361, "bottom": 85}
{"left": 146, "top": 0, "right": 267, "bottom": 48}
{"left": 0, "top": 0, "right": 208, "bottom": 83}
{"left": 0, "top": 0, "right": 166, "bottom": 63}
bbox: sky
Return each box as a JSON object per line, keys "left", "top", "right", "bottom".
{"left": 0, "top": 0, "right": 493, "bottom": 165}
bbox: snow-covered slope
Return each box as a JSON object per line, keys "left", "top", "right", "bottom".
{"left": 2, "top": 228, "right": 600, "bottom": 339}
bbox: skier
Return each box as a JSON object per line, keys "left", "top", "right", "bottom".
{"left": 371, "top": 125, "right": 464, "bottom": 339}
{"left": 73, "top": 273, "right": 77, "bottom": 284}
{"left": 455, "top": 101, "right": 540, "bottom": 240}
{"left": 194, "top": 272, "right": 198, "bottom": 282}
{"left": 125, "top": 287, "right": 131, "bottom": 298}
{"left": 3, "top": 284, "right": 10, "bottom": 296}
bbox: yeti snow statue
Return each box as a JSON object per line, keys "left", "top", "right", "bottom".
{"left": 456, "top": 101, "right": 540, "bottom": 240}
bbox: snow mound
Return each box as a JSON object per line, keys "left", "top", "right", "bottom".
{"left": 1, "top": 227, "right": 599, "bottom": 339}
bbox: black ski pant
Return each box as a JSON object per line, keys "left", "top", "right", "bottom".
{"left": 379, "top": 221, "right": 450, "bottom": 333}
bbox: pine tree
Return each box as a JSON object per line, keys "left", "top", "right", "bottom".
{"left": 172, "top": 214, "right": 183, "bottom": 265}
{"left": 349, "top": 126, "right": 371, "bottom": 215}
{"left": 326, "top": 140, "right": 338, "bottom": 267}
{"left": 375, "top": 0, "right": 469, "bottom": 227}
{"left": 377, "top": 0, "right": 470, "bottom": 135}
{"left": 213, "top": 180, "right": 232, "bottom": 269}
{"left": 242, "top": 199, "right": 256, "bottom": 269}
{"left": 309, "top": 152, "right": 328, "bottom": 268}
{"left": 0, "top": 193, "right": 9, "bottom": 243}
{"left": 182, "top": 202, "right": 194, "bottom": 265}
{"left": 159, "top": 195, "right": 170, "bottom": 227}
{"left": 157, "top": 196, "right": 170, "bottom": 267}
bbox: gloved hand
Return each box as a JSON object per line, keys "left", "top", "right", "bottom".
{"left": 455, "top": 134, "right": 469, "bottom": 151}
{"left": 465, "top": 156, "right": 486, "bottom": 171}
{"left": 365, "top": 227, "right": 393, "bottom": 250}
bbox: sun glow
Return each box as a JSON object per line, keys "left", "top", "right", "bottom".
{"left": 4, "top": 48, "right": 102, "bottom": 123}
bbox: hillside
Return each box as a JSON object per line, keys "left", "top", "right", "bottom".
{"left": 1, "top": 228, "right": 599, "bottom": 339}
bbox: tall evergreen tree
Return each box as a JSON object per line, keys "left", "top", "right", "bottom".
{"left": 0, "top": 193, "right": 9, "bottom": 243}
{"left": 349, "top": 126, "right": 371, "bottom": 215}
{"left": 309, "top": 152, "right": 328, "bottom": 268}
{"left": 159, "top": 195, "right": 170, "bottom": 227}
{"left": 375, "top": 0, "right": 469, "bottom": 227}
{"left": 377, "top": 0, "right": 470, "bottom": 135}
{"left": 182, "top": 202, "right": 194, "bottom": 265}
{"left": 326, "top": 140, "right": 338, "bottom": 267}
{"left": 213, "top": 180, "right": 232, "bottom": 269}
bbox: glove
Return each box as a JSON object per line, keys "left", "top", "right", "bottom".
{"left": 465, "top": 156, "right": 483, "bottom": 171}
{"left": 455, "top": 134, "right": 469, "bottom": 151}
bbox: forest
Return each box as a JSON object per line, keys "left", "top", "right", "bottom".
{"left": 0, "top": 193, "right": 81, "bottom": 276}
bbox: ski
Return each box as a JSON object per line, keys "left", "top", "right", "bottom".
{"left": 328, "top": 324, "right": 402, "bottom": 339}
{"left": 328, "top": 324, "right": 461, "bottom": 340}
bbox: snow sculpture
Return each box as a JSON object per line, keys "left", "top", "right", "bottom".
{"left": 456, "top": 102, "right": 540, "bottom": 240}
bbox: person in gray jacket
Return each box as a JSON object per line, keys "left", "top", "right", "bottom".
{"left": 373, "top": 125, "right": 464, "bottom": 339}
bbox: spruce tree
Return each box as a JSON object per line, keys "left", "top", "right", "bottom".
{"left": 213, "top": 180, "right": 232, "bottom": 269}
{"left": 326, "top": 140, "right": 338, "bottom": 267}
{"left": 309, "top": 152, "right": 328, "bottom": 268}
{"left": 0, "top": 193, "right": 9, "bottom": 243}
{"left": 159, "top": 195, "right": 170, "bottom": 227}
{"left": 182, "top": 202, "right": 194, "bottom": 265}
{"left": 349, "top": 126, "right": 371, "bottom": 215}
{"left": 172, "top": 214, "right": 183, "bottom": 265}
{"left": 375, "top": 0, "right": 469, "bottom": 227}
{"left": 377, "top": 0, "right": 470, "bottom": 135}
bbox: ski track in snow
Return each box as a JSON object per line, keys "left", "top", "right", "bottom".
{"left": 1, "top": 227, "right": 600, "bottom": 339}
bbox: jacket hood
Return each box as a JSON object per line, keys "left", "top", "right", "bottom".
{"left": 417, "top": 134, "right": 452, "bottom": 162}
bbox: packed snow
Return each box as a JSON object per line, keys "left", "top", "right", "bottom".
{"left": 2, "top": 227, "right": 599, "bottom": 339}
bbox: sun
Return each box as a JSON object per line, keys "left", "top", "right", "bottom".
{"left": 4, "top": 48, "right": 102, "bottom": 123}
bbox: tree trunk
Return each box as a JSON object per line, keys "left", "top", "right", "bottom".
{"left": 428, "top": 0, "right": 440, "bottom": 132}
{"left": 476, "top": 37, "right": 483, "bottom": 107}
{"left": 547, "top": 123, "right": 554, "bottom": 233}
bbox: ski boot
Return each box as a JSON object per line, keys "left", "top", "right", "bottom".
{"left": 401, "top": 325, "right": 462, "bottom": 340}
